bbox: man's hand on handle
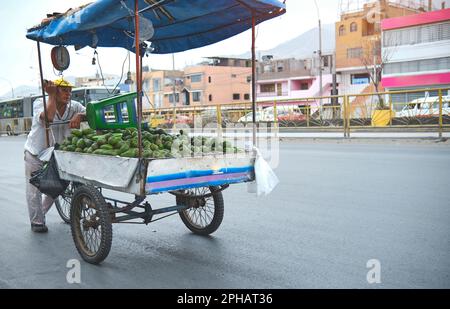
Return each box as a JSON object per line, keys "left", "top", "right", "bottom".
{"left": 69, "top": 113, "right": 84, "bottom": 129}
{"left": 43, "top": 80, "right": 57, "bottom": 97}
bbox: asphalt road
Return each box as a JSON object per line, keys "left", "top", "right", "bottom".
{"left": 0, "top": 136, "right": 449, "bottom": 288}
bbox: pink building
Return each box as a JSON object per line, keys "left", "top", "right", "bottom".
{"left": 256, "top": 57, "right": 334, "bottom": 104}
{"left": 182, "top": 57, "right": 252, "bottom": 106}
{"left": 381, "top": 8, "right": 450, "bottom": 96}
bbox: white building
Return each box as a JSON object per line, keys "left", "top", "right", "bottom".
{"left": 381, "top": 8, "right": 450, "bottom": 103}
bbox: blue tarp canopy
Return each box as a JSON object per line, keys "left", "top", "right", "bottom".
{"left": 26, "top": 0, "right": 286, "bottom": 54}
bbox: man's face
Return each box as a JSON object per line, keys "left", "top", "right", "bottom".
{"left": 56, "top": 87, "right": 72, "bottom": 105}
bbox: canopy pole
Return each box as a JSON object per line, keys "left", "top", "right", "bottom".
{"left": 37, "top": 41, "right": 50, "bottom": 148}
{"left": 134, "top": 0, "right": 143, "bottom": 159}
{"left": 251, "top": 14, "right": 257, "bottom": 147}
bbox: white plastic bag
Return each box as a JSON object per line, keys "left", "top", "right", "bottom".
{"left": 38, "top": 146, "right": 54, "bottom": 162}
{"left": 248, "top": 147, "right": 279, "bottom": 196}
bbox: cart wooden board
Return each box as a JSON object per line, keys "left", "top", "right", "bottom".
{"left": 54, "top": 150, "right": 256, "bottom": 195}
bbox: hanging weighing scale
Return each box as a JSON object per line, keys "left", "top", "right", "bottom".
{"left": 51, "top": 46, "right": 70, "bottom": 71}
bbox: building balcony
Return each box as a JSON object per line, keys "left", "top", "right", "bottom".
{"left": 257, "top": 70, "right": 312, "bottom": 81}
{"left": 257, "top": 91, "right": 289, "bottom": 98}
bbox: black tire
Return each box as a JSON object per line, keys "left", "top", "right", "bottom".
{"left": 70, "top": 185, "right": 112, "bottom": 264}
{"left": 177, "top": 186, "right": 224, "bottom": 235}
{"left": 55, "top": 182, "right": 75, "bottom": 224}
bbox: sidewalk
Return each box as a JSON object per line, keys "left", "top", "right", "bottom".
{"left": 3, "top": 130, "right": 449, "bottom": 140}
{"left": 276, "top": 132, "right": 450, "bottom": 139}
{"left": 191, "top": 131, "right": 449, "bottom": 139}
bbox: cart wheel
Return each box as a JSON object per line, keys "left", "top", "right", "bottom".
{"left": 55, "top": 182, "right": 75, "bottom": 224}
{"left": 177, "top": 186, "right": 224, "bottom": 235}
{"left": 70, "top": 185, "right": 112, "bottom": 264}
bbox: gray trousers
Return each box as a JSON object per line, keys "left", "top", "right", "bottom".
{"left": 24, "top": 151, "right": 54, "bottom": 225}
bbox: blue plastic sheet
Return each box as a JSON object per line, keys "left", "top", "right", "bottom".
{"left": 26, "top": 0, "right": 286, "bottom": 54}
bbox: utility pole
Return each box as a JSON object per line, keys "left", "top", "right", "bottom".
{"left": 332, "top": 51, "right": 338, "bottom": 117}
{"left": 172, "top": 53, "right": 176, "bottom": 107}
{"left": 251, "top": 13, "right": 257, "bottom": 147}
{"left": 313, "top": 0, "right": 323, "bottom": 119}
{"left": 318, "top": 19, "right": 323, "bottom": 100}
{"left": 373, "top": 54, "right": 377, "bottom": 86}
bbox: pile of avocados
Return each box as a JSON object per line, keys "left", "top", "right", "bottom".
{"left": 60, "top": 127, "right": 241, "bottom": 159}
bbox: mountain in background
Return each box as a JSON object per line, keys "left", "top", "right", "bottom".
{"left": 236, "top": 23, "right": 335, "bottom": 60}
{"left": 0, "top": 85, "right": 40, "bottom": 100}
{"left": 1, "top": 76, "right": 81, "bottom": 100}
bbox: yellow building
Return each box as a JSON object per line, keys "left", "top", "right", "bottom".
{"left": 139, "top": 69, "right": 184, "bottom": 109}
{"left": 336, "top": 0, "right": 421, "bottom": 95}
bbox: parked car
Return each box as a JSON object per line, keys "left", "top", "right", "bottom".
{"left": 166, "top": 114, "right": 193, "bottom": 125}
{"left": 200, "top": 109, "right": 230, "bottom": 127}
{"left": 238, "top": 111, "right": 272, "bottom": 122}
{"left": 395, "top": 95, "right": 450, "bottom": 118}
{"left": 277, "top": 112, "right": 307, "bottom": 122}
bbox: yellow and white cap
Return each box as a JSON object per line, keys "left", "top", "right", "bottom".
{"left": 53, "top": 78, "right": 74, "bottom": 88}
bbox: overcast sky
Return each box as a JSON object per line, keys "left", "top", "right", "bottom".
{"left": 2, "top": 0, "right": 449, "bottom": 95}
{"left": 0, "top": 0, "right": 346, "bottom": 95}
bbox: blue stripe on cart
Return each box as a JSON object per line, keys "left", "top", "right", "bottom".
{"left": 145, "top": 172, "right": 252, "bottom": 194}
{"left": 146, "top": 166, "right": 254, "bottom": 183}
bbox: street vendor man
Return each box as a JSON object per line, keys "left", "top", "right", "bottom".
{"left": 24, "top": 78, "right": 86, "bottom": 233}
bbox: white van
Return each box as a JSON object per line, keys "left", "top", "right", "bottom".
{"left": 238, "top": 110, "right": 271, "bottom": 122}
{"left": 237, "top": 105, "right": 299, "bottom": 122}
{"left": 396, "top": 95, "right": 450, "bottom": 118}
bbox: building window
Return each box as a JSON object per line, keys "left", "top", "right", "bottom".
{"left": 384, "top": 57, "right": 450, "bottom": 75}
{"left": 169, "top": 93, "right": 179, "bottom": 103}
{"left": 383, "top": 22, "right": 450, "bottom": 47}
{"left": 244, "top": 94, "right": 250, "bottom": 100}
{"left": 350, "top": 22, "right": 357, "bottom": 32}
{"left": 209, "top": 94, "right": 213, "bottom": 102}
{"left": 347, "top": 47, "right": 363, "bottom": 59}
{"left": 164, "top": 78, "right": 173, "bottom": 87}
{"left": 143, "top": 79, "right": 150, "bottom": 91}
{"left": 233, "top": 93, "right": 240, "bottom": 100}
{"left": 153, "top": 94, "right": 162, "bottom": 108}
{"left": 192, "top": 91, "right": 202, "bottom": 102}
{"left": 372, "top": 41, "right": 381, "bottom": 56}
{"left": 208, "top": 76, "right": 211, "bottom": 83}
{"left": 231, "top": 74, "right": 237, "bottom": 78}
{"left": 190, "top": 74, "right": 202, "bottom": 83}
{"left": 152, "top": 78, "right": 161, "bottom": 91}
{"left": 300, "top": 82, "right": 309, "bottom": 90}
{"left": 339, "top": 25, "right": 346, "bottom": 36}
{"left": 351, "top": 73, "right": 370, "bottom": 85}
{"left": 323, "top": 56, "right": 329, "bottom": 67}
{"left": 260, "top": 84, "right": 275, "bottom": 93}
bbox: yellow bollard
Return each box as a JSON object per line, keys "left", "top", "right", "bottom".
{"left": 439, "top": 89, "right": 443, "bottom": 139}
{"left": 344, "top": 95, "right": 350, "bottom": 138}
{"left": 273, "top": 100, "right": 278, "bottom": 130}
{"left": 306, "top": 99, "right": 310, "bottom": 128}
{"left": 173, "top": 107, "right": 177, "bottom": 130}
{"left": 389, "top": 94, "right": 393, "bottom": 127}
{"left": 216, "top": 104, "right": 223, "bottom": 138}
